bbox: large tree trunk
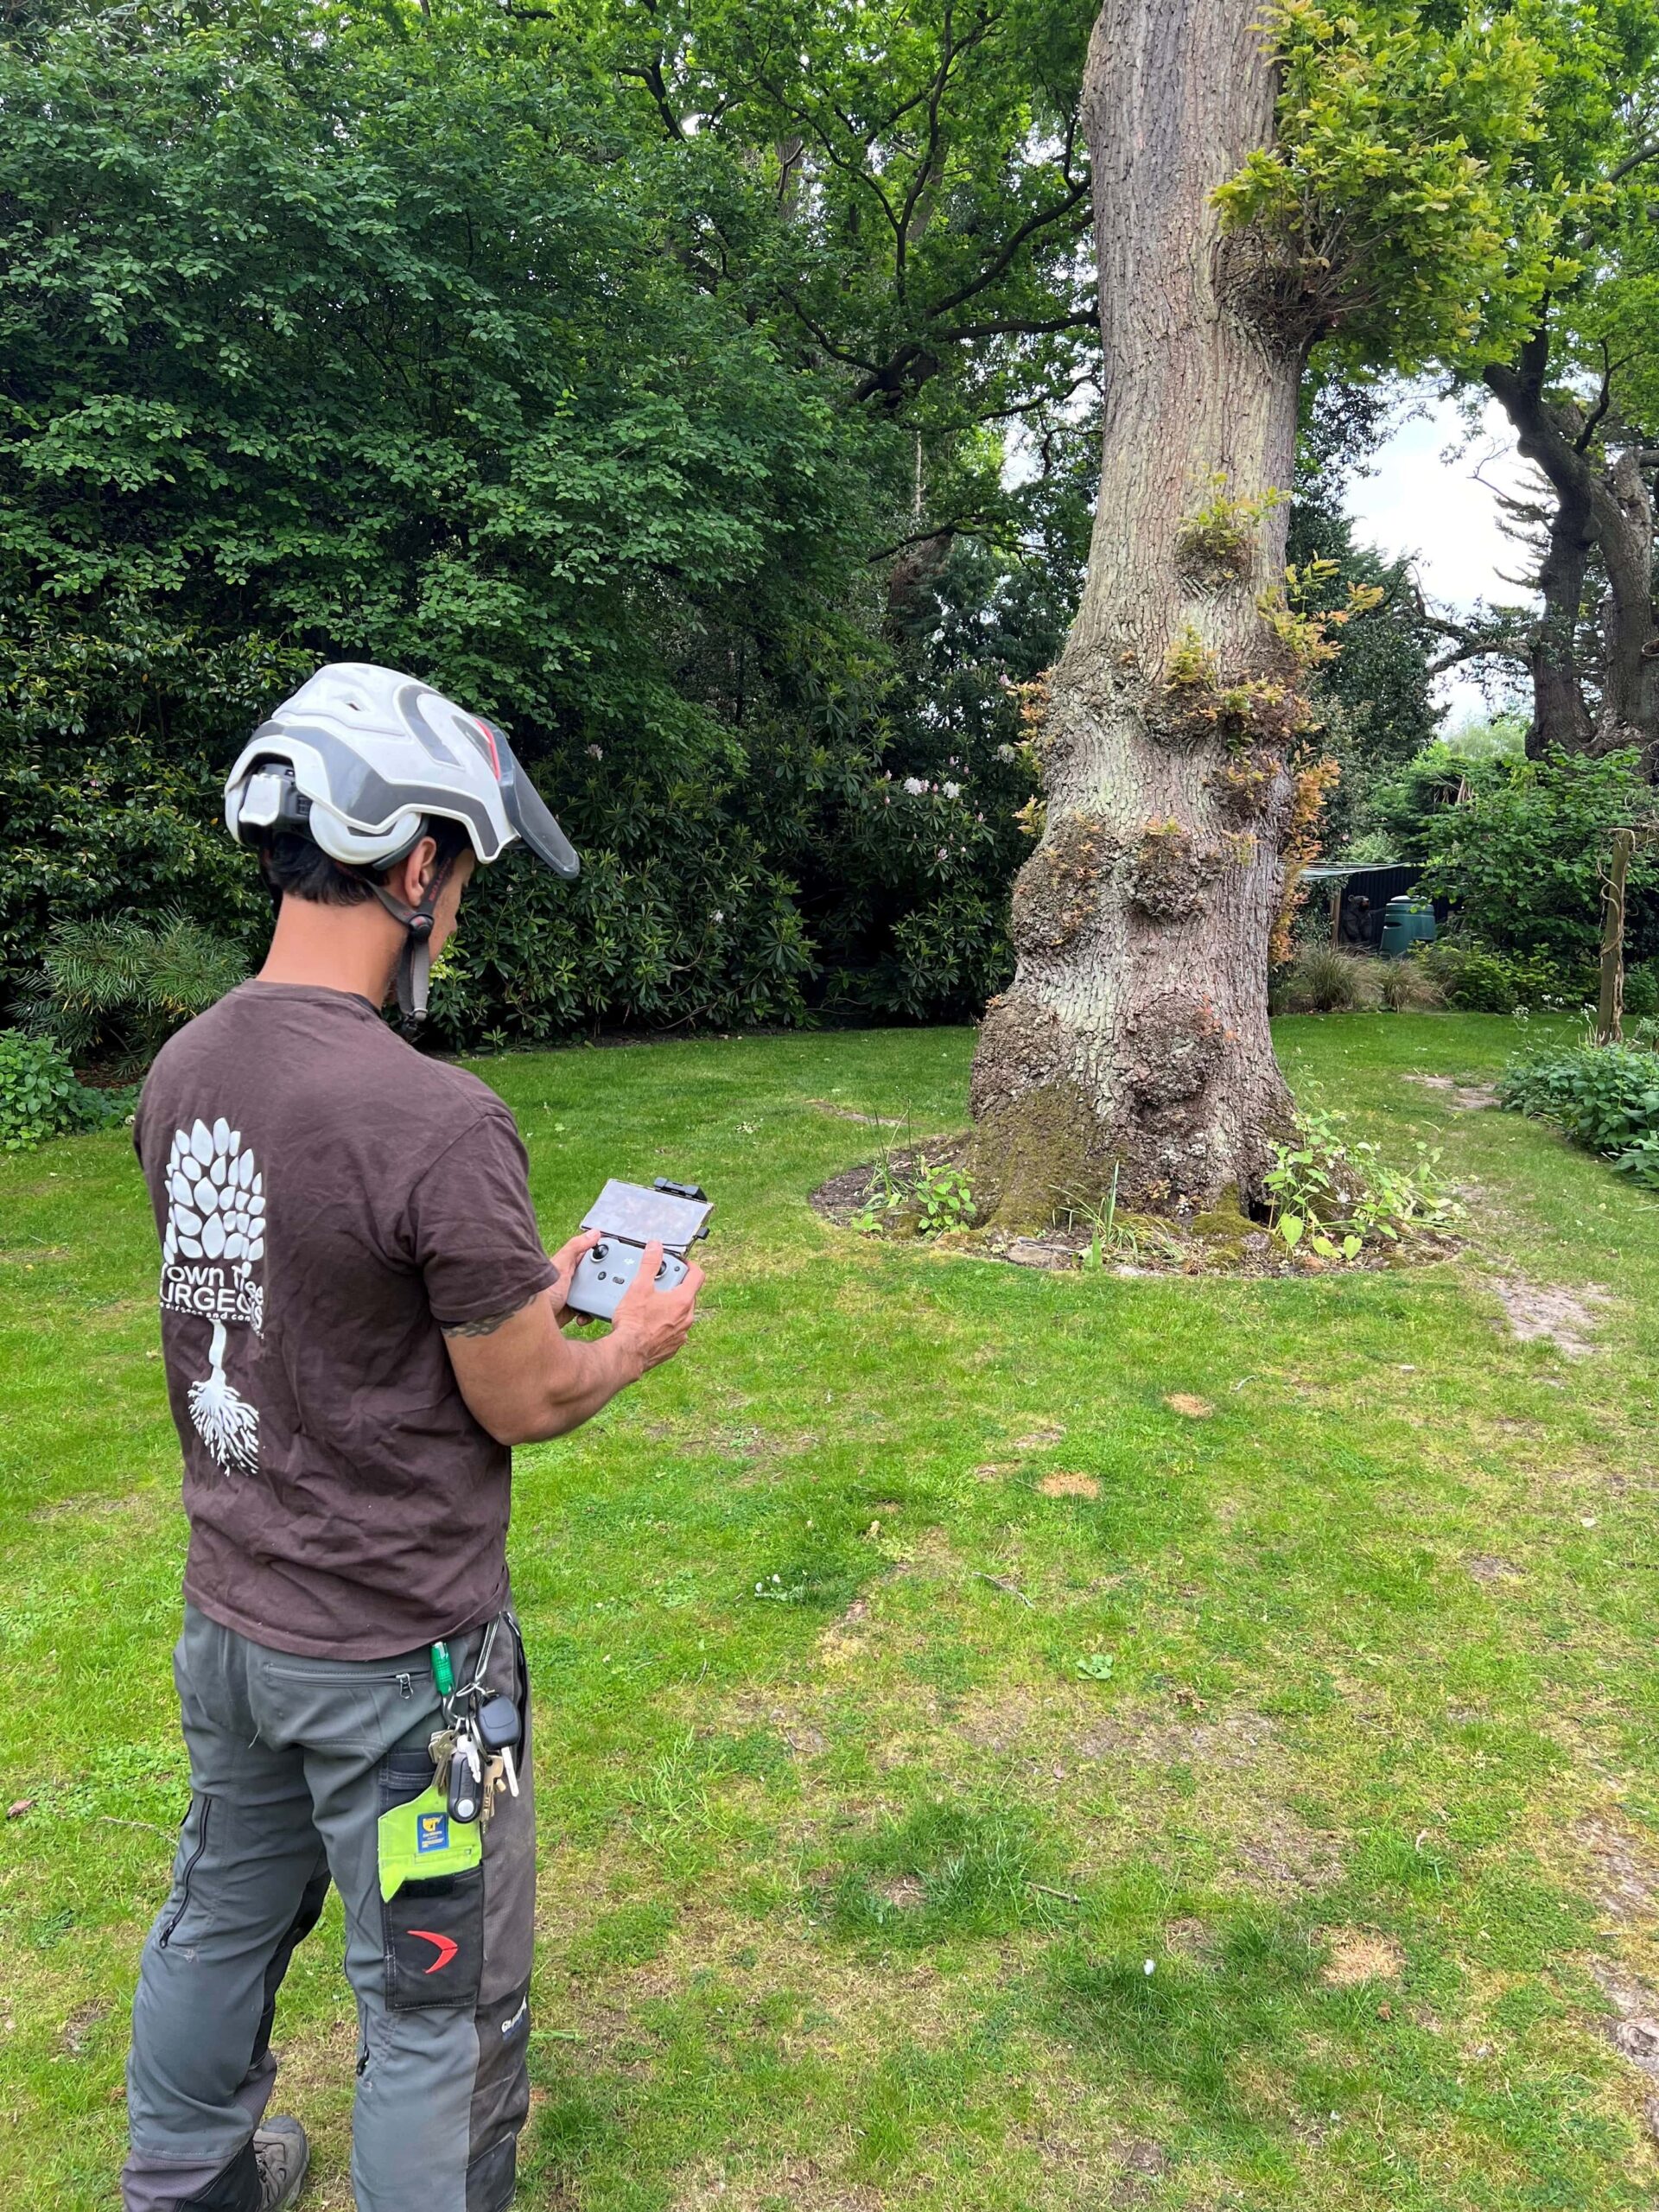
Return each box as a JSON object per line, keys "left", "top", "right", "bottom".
{"left": 1592, "top": 447, "right": 1659, "bottom": 766}
{"left": 1484, "top": 344, "right": 1597, "bottom": 760}
{"left": 1484, "top": 332, "right": 1659, "bottom": 769}
{"left": 969, "top": 0, "right": 1309, "bottom": 1228}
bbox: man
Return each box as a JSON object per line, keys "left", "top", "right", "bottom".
{"left": 124, "top": 664, "right": 702, "bottom": 2212}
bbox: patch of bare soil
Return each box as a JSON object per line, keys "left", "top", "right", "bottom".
{"left": 810, "top": 1101, "right": 906, "bottom": 1127}
{"left": 1405, "top": 1073, "right": 1499, "bottom": 1110}
{"left": 1037, "top": 1471, "right": 1101, "bottom": 1499}
{"left": 1491, "top": 1277, "right": 1610, "bottom": 1357}
{"left": 810, "top": 1138, "right": 971, "bottom": 1227}
{"left": 1322, "top": 1929, "right": 1406, "bottom": 1986}
{"left": 1164, "top": 1394, "right": 1214, "bottom": 1418}
{"left": 1577, "top": 1816, "right": 1659, "bottom": 1922}
{"left": 1465, "top": 1553, "right": 1523, "bottom": 1585}
{"left": 1109, "top": 2138, "right": 1170, "bottom": 2205}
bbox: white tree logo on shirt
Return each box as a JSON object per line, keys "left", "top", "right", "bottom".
{"left": 160, "top": 1117, "right": 264, "bottom": 1475}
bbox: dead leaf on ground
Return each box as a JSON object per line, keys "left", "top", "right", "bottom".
{"left": 1322, "top": 1928, "right": 1405, "bottom": 1986}
{"left": 1038, "top": 1471, "right": 1100, "bottom": 1499}
{"left": 1165, "top": 1394, "right": 1214, "bottom": 1418}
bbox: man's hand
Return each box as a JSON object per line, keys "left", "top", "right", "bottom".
{"left": 548, "top": 1229, "right": 601, "bottom": 1326}
{"left": 442, "top": 1237, "right": 704, "bottom": 1446}
{"left": 609, "top": 1240, "right": 703, "bottom": 1373}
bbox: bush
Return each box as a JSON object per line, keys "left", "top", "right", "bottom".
{"left": 0, "top": 1029, "right": 129, "bottom": 1152}
{"left": 1498, "top": 1039, "right": 1659, "bottom": 1186}
{"left": 1412, "top": 934, "right": 1587, "bottom": 1014}
{"left": 21, "top": 910, "right": 247, "bottom": 1069}
{"left": 1274, "top": 944, "right": 1380, "bottom": 1014}
{"left": 1414, "top": 748, "right": 1659, "bottom": 970}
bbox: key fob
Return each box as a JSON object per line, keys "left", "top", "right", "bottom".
{"left": 475, "top": 1693, "right": 522, "bottom": 1754}
{"left": 448, "top": 1734, "right": 483, "bottom": 1824}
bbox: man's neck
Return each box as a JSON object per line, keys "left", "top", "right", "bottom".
{"left": 257, "top": 897, "right": 402, "bottom": 1006}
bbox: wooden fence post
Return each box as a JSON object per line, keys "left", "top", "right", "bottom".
{"left": 1598, "top": 827, "right": 1635, "bottom": 1045}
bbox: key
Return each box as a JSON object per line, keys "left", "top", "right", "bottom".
{"left": 481, "top": 1754, "right": 505, "bottom": 1828}
{"left": 475, "top": 1694, "right": 522, "bottom": 1798}
{"left": 427, "top": 1726, "right": 458, "bottom": 1793}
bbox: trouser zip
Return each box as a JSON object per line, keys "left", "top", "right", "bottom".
{"left": 159, "top": 1798, "right": 212, "bottom": 1948}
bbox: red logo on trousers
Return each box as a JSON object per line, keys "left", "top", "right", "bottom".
{"left": 408, "top": 1929, "right": 459, "bottom": 1974}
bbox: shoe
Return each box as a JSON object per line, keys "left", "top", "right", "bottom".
{"left": 252, "top": 2116, "right": 309, "bottom": 2209}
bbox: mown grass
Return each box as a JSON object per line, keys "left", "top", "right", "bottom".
{"left": 4, "top": 1013, "right": 1659, "bottom": 2209}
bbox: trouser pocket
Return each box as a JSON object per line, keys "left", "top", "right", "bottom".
{"left": 378, "top": 1748, "right": 484, "bottom": 2011}
{"left": 385, "top": 1867, "right": 485, "bottom": 2010}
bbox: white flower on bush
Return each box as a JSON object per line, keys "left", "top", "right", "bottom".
{"left": 942, "top": 781, "right": 961, "bottom": 798}
{"left": 901, "top": 776, "right": 926, "bottom": 796}
{"left": 995, "top": 742, "right": 1016, "bottom": 762}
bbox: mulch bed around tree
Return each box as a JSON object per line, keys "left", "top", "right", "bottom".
{"left": 809, "top": 1139, "right": 1461, "bottom": 1280}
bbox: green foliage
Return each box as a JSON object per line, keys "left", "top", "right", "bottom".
{"left": 1413, "top": 934, "right": 1588, "bottom": 1014}
{"left": 0, "top": 0, "right": 1090, "bottom": 1047}
{"left": 20, "top": 911, "right": 248, "bottom": 1069}
{"left": 1414, "top": 749, "right": 1659, "bottom": 970}
{"left": 0, "top": 1030, "right": 127, "bottom": 1152}
{"left": 587, "top": 0, "right": 1098, "bottom": 437}
{"left": 1284, "top": 496, "right": 1440, "bottom": 851}
{"left": 1500, "top": 1039, "right": 1659, "bottom": 1185}
{"left": 1265, "top": 1103, "right": 1463, "bottom": 1258}
{"left": 854, "top": 1149, "right": 976, "bottom": 1237}
{"left": 1216, "top": 0, "right": 1569, "bottom": 372}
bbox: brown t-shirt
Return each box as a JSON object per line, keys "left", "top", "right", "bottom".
{"left": 134, "top": 982, "right": 557, "bottom": 1658}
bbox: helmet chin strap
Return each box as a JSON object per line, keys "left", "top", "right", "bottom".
{"left": 369, "top": 860, "right": 453, "bottom": 1037}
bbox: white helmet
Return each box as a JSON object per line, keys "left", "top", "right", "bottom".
{"left": 225, "top": 662, "right": 579, "bottom": 1029}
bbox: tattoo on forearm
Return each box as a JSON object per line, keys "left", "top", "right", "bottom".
{"left": 442, "top": 1294, "right": 536, "bottom": 1339}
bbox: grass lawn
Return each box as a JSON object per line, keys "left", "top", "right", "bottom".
{"left": 5, "top": 1012, "right": 1659, "bottom": 2211}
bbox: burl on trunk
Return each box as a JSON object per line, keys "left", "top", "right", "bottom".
{"left": 970, "top": 0, "right": 1316, "bottom": 1230}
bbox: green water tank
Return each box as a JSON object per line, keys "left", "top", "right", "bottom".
{"left": 1380, "top": 894, "right": 1435, "bottom": 957}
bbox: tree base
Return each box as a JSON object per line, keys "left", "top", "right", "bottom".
{"left": 969, "top": 1077, "right": 1123, "bottom": 1235}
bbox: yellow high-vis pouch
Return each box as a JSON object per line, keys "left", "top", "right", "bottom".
{"left": 377, "top": 1785, "right": 483, "bottom": 1901}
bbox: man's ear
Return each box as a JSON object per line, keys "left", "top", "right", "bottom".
{"left": 387, "top": 834, "right": 441, "bottom": 908}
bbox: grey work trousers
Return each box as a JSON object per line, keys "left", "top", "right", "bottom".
{"left": 122, "top": 1603, "right": 535, "bottom": 2212}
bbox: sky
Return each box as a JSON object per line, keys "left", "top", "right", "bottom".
{"left": 1342, "top": 389, "right": 1537, "bottom": 728}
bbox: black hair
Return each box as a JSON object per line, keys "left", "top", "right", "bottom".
{"left": 258, "top": 819, "right": 472, "bottom": 908}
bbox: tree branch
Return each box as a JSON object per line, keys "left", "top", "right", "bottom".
{"left": 925, "top": 175, "right": 1093, "bottom": 321}
{"left": 1610, "top": 137, "right": 1659, "bottom": 185}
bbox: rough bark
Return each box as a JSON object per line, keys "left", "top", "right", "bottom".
{"left": 1483, "top": 349, "right": 1595, "bottom": 759}
{"left": 969, "top": 0, "right": 1311, "bottom": 1229}
{"left": 1484, "top": 333, "right": 1659, "bottom": 768}
{"left": 1592, "top": 448, "right": 1659, "bottom": 765}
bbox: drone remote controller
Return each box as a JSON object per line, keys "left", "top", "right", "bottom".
{"left": 565, "top": 1178, "right": 713, "bottom": 1323}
